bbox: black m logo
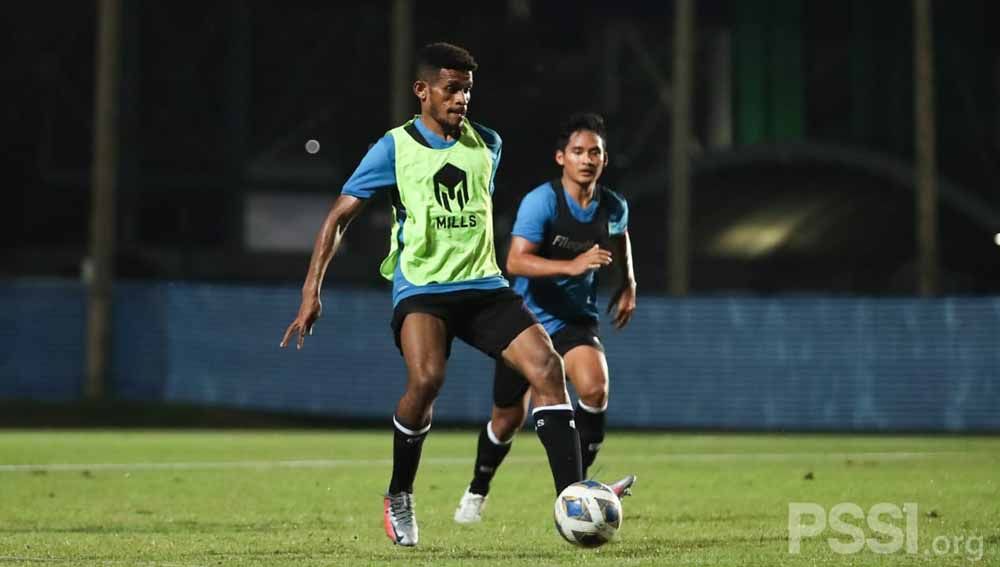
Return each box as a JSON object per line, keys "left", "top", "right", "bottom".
{"left": 433, "top": 163, "right": 469, "bottom": 212}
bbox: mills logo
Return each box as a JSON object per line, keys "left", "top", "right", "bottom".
{"left": 433, "top": 163, "right": 470, "bottom": 212}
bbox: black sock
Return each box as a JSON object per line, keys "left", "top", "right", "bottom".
{"left": 575, "top": 401, "right": 607, "bottom": 478}
{"left": 533, "top": 405, "right": 582, "bottom": 495}
{"left": 469, "top": 421, "right": 513, "bottom": 496}
{"left": 388, "top": 415, "right": 429, "bottom": 494}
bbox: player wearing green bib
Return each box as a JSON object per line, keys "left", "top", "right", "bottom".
{"left": 282, "top": 43, "right": 584, "bottom": 547}
{"left": 380, "top": 117, "right": 502, "bottom": 288}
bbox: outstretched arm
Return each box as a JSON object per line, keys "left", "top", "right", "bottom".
{"left": 281, "top": 194, "right": 368, "bottom": 349}
{"left": 606, "top": 230, "right": 636, "bottom": 329}
{"left": 506, "top": 236, "right": 612, "bottom": 278}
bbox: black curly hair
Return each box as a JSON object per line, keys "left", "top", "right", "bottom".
{"left": 416, "top": 42, "right": 478, "bottom": 81}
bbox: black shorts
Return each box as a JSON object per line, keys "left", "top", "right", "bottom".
{"left": 390, "top": 288, "right": 539, "bottom": 359}
{"left": 492, "top": 321, "right": 603, "bottom": 408}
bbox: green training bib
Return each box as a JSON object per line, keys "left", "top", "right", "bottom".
{"left": 379, "top": 118, "right": 502, "bottom": 286}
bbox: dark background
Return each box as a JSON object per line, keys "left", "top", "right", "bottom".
{"left": 4, "top": 0, "right": 1000, "bottom": 294}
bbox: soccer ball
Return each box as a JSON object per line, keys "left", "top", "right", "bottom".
{"left": 553, "top": 480, "right": 622, "bottom": 547}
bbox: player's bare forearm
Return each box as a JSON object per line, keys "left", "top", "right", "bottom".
{"left": 607, "top": 231, "right": 636, "bottom": 328}
{"left": 610, "top": 231, "right": 636, "bottom": 289}
{"left": 300, "top": 195, "right": 366, "bottom": 299}
{"left": 506, "top": 236, "right": 611, "bottom": 278}
{"left": 507, "top": 249, "right": 575, "bottom": 278}
{"left": 282, "top": 195, "right": 366, "bottom": 350}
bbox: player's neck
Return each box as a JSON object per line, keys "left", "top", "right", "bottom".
{"left": 561, "top": 174, "right": 597, "bottom": 208}
{"left": 418, "top": 114, "right": 461, "bottom": 142}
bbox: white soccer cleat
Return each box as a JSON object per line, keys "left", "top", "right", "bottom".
{"left": 453, "top": 486, "right": 488, "bottom": 524}
{"left": 384, "top": 492, "right": 418, "bottom": 546}
{"left": 608, "top": 474, "right": 637, "bottom": 498}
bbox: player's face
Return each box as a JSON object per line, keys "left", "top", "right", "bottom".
{"left": 416, "top": 68, "right": 473, "bottom": 132}
{"left": 556, "top": 130, "right": 607, "bottom": 186}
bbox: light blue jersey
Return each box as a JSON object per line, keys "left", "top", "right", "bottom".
{"left": 510, "top": 181, "right": 629, "bottom": 336}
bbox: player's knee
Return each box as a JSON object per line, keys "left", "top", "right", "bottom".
{"left": 408, "top": 362, "right": 446, "bottom": 401}
{"left": 577, "top": 388, "right": 608, "bottom": 409}
{"left": 577, "top": 384, "right": 608, "bottom": 410}
{"left": 412, "top": 377, "right": 443, "bottom": 401}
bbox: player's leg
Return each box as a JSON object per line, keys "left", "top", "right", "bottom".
{"left": 392, "top": 312, "right": 449, "bottom": 493}
{"left": 456, "top": 289, "right": 582, "bottom": 496}
{"left": 552, "top": 325, "right": 634, "bottom": 497}
{"left": 467, "top": 362, "right": 530, "bottom": 491}
{"left": 455, "top": 371, "right": 529, "bottom": 523}
{"left": 469, "top": 370, "right": 529, "bottom": 496}
{"left": 501, "top": 324, "right": 583, "bottom": 495}
{"left": 385, "top": 311, "right": 449, "bottom": 546}
{"left": 562, "top": 344, "right": 609, "bottom": 477}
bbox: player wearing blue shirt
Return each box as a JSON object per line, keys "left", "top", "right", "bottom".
{"left": 509, "top": 177, "right": 629, "bottom": 336}
{"left": 282, "top": 43, "right": 590, "bottom": 547}
{"left": 339, "top": 112, "right": 508, "bottom": 306}
{"left": 454, "top": 113, "right": 638, "bottom": 524}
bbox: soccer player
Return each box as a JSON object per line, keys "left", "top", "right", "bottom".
{"left": 454, "top": 113, "right": 637, "bottom": 524}
{"left": 281, "top": 43, "right": 585, "bottom": 547}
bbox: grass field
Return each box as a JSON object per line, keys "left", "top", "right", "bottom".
{"left": 0, "top": 430, "right": 997, "bottom": 566}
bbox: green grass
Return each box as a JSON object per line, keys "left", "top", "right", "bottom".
{"left": 0, "top": 431, "right": 997, "bottom": 566}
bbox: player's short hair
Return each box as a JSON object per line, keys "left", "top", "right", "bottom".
{"left": 416, "top": 42, "right": 478, "bottom": 81}
{"left": 556, "top": 112, "right": 608, "bottom": 151}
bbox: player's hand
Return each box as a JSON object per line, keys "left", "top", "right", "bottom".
{"left": 568, "top": 244, "right": 612, "bottom": 276}
{"left": 280, "top": 296, "right": 322, "bottom": 350}
{"left": 607, "top": 281, "right": 636, "bottom": 329}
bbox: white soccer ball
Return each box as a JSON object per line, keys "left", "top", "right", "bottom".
{"left": 553, "top": 480, "right": 622, "bottom": 547}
